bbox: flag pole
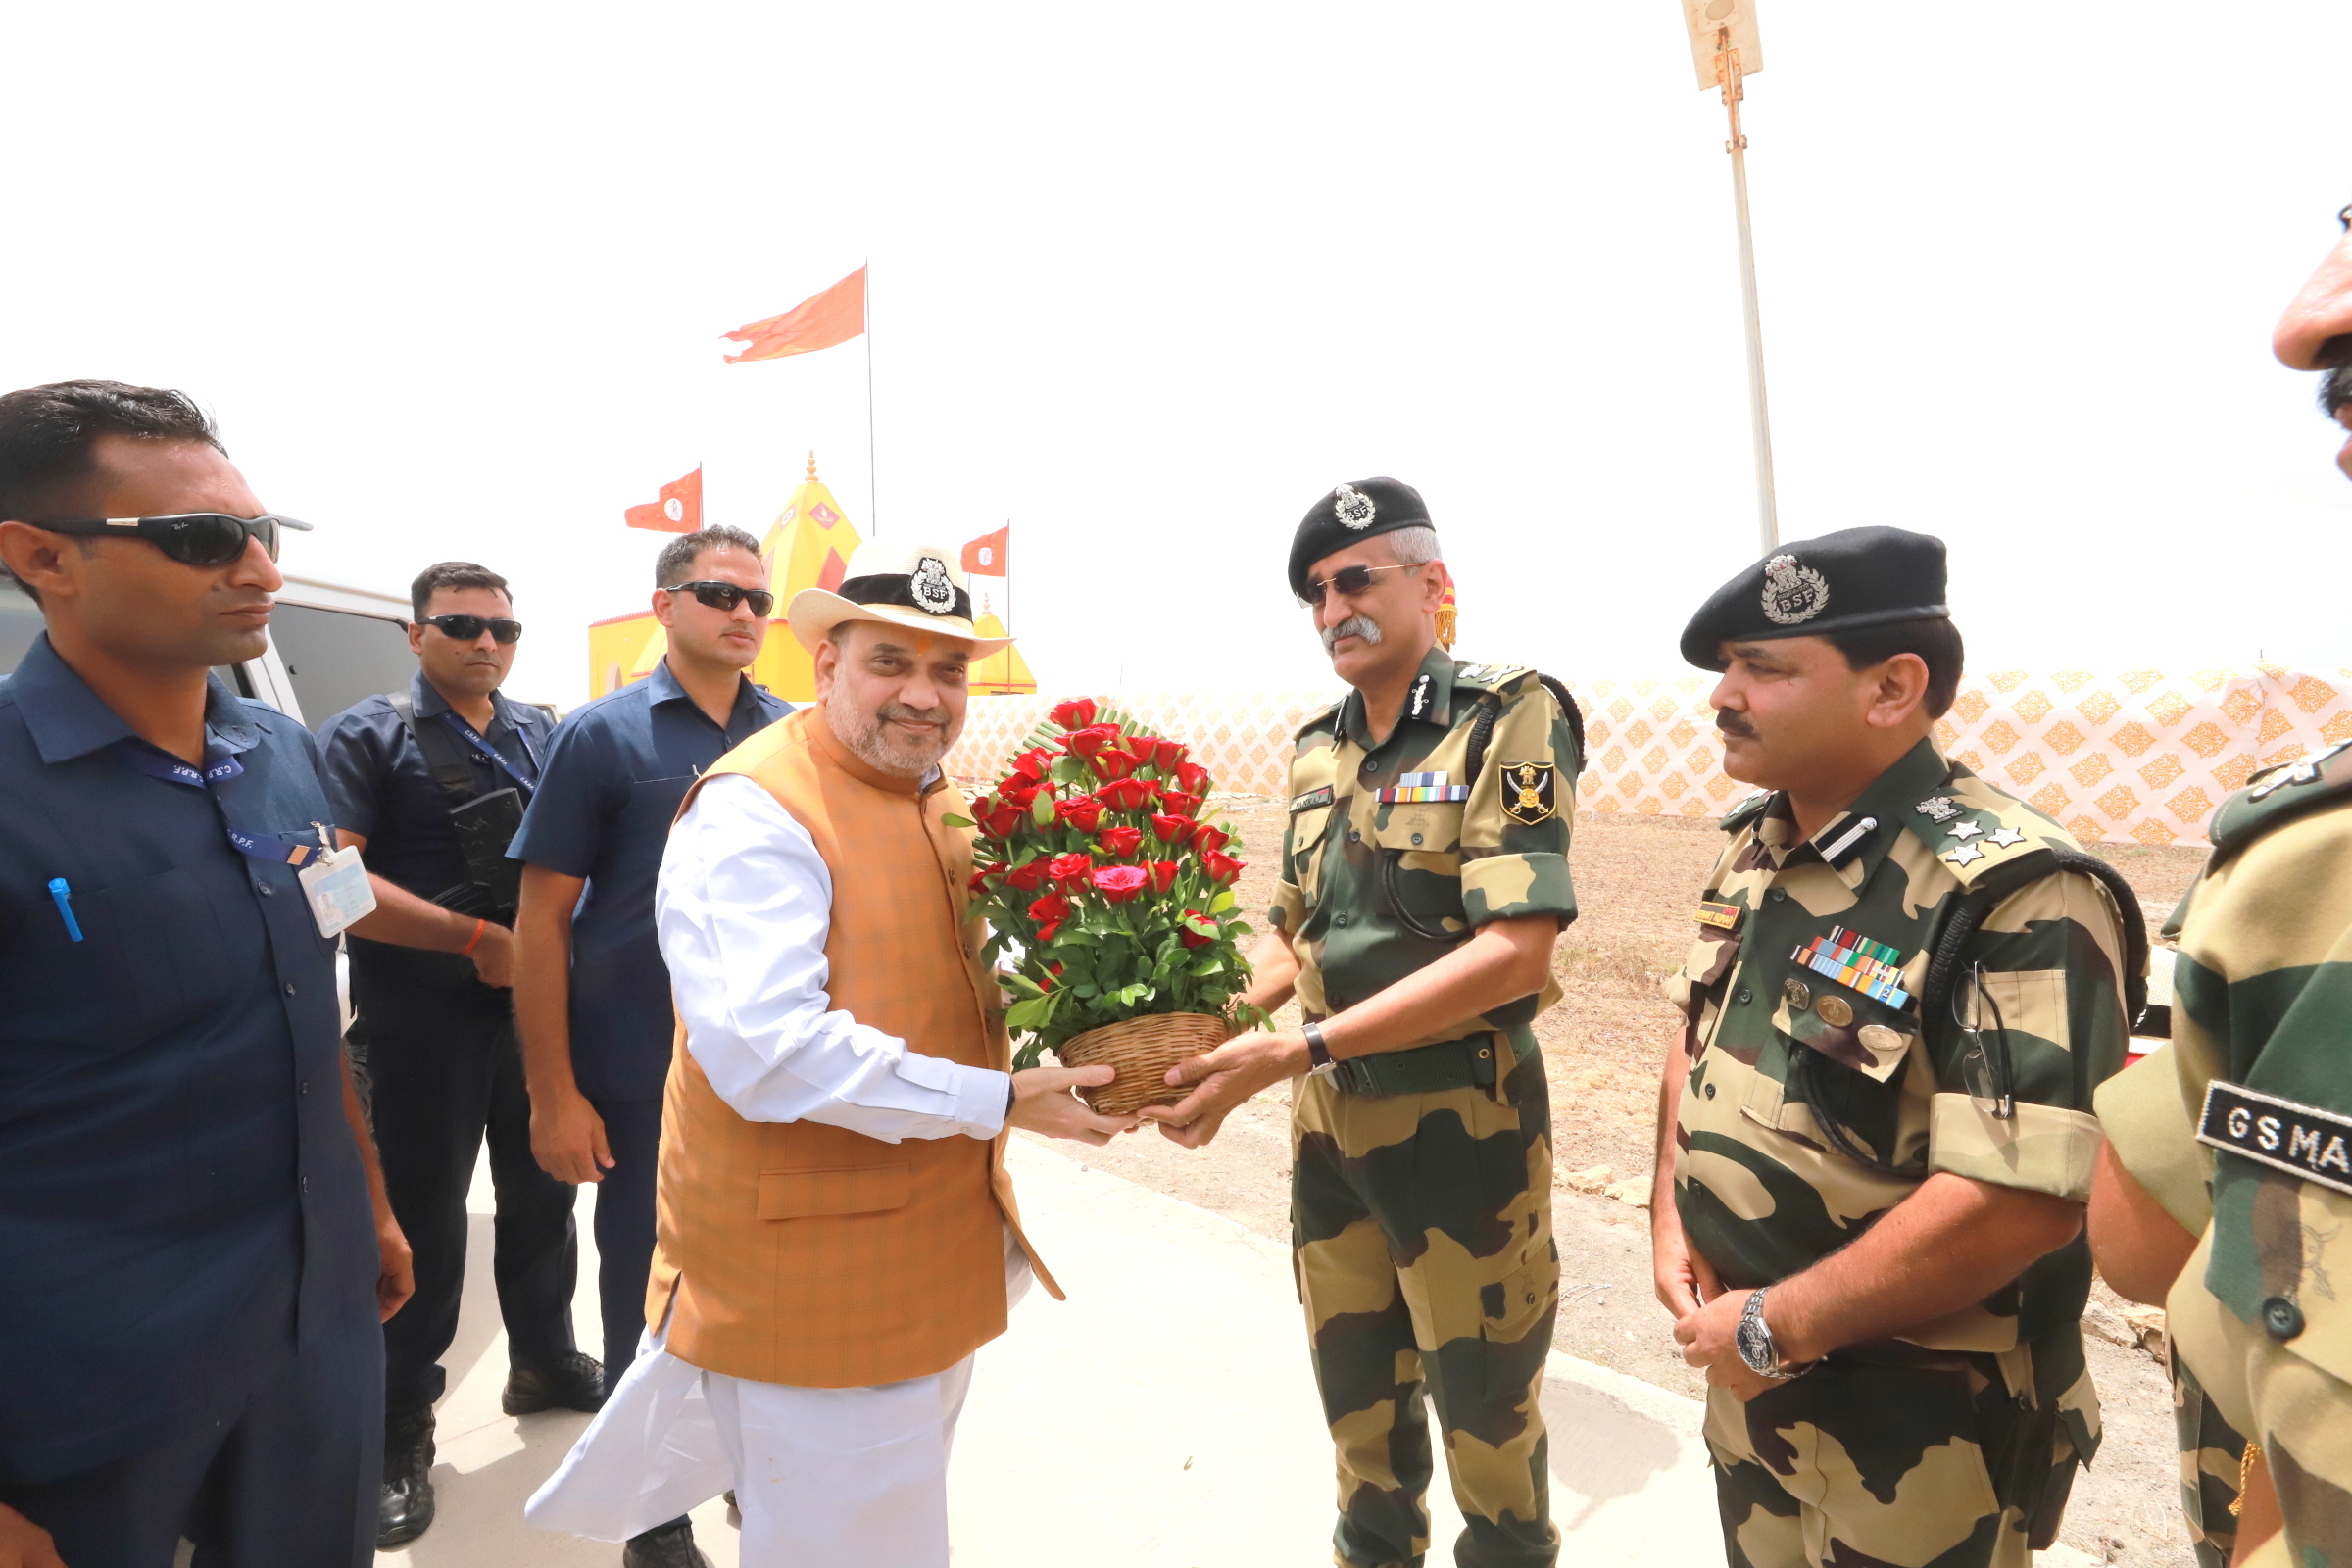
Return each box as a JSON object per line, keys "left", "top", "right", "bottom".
{"left": 863, "top": 263, "right": 878, "bottom": 535}
{"left": 1004, "top": 519, "right": 1012, "bottom": 634}
{"left": 1714, "top": 28, "right": 1777, "bottom": 554}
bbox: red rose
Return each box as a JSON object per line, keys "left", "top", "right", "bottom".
{"left": 1200, "top": 850, "right": 1244, "bottom": 886}
{"left": 1026, "top": 891, "right": 1072, "bottom": 942}
{"left": 1174, "top": 761, "right": 1212, "bottom": 795}
{"left": 1155, "top": 788, "right": 1204, "bottom": 819}
{"left": 1037, "top": 960, "right": 1064, "bottom": 991}
{"left": 975, "top": 799, "right": 1025, "bottom": 838}
{"left": 1097, "top": 777, "right": 1153, "bottom": 811}
{"left": 1190, "top": 822, "right": 1230, "bottom": 855}
{"left": 1153, "top": 740, "right": 1189, "bottom": 772}
{"left": 1006, "top": 747, "right": 1053, "bottom": 784}
{"left": 1150, "top": 811, "right": 1192, "bottom": 843}
{"left": 1098, "top": 824, "right": 1144, "bottom": 857}
{"left": 1046, "top": 852, "right": 1095, "bottom": 889}
{"left": 1055, "top": 794, "right": 1103, "bottom": 832}
{"left": 999, "top": 780, "right": 1040, "bottom": 811}
{"left": 1149, "top": 859, "right": 1179, "bottom": 893}
{"left": 1050, "top": 698, "right": 1098, "bottom": 729}
{"left": 1121, "top": 736, "right": 1159, "bottom": 769}
{"left": 968, "top": 867, "right": 991, "bottom": 895}
{"left": 1063, "top": 723, "right": 1122, "bottom": 759}
{"left": 1178, "top": 909, "right": 1217, "bottom": 948}
{"left": 1004, "top": 859, "right": 1049, "bottom": 892}
{"left": 1090, "top": 864, "right": 1150, "bottom": 903}
{"left": 1089, "top": 749, "right": 1136, "bottom": 782}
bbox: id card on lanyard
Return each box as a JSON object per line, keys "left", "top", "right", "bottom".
{"left": 116, "top": 740, "right": 376, "bottom": 938}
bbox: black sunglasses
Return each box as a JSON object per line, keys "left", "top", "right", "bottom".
{"left": 24, "top": 513, "right": 312, "bottom": 567}
{"left": 1298, "top": 563, "right": 1417, "bottom": 608}
{"left": 663, "top": 580, "right": 775, "bottom": 617}
{"left": 418, "top": 613, "right": 523, "bottom": 645}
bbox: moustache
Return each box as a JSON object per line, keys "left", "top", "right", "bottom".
{"left": 1715, "top": 710, "right": 1756, "bottom": 739}
{"left": 1321, "top": 614, "right": 1383, "bottom": 652}
{"left": 878, "top": 702, "right": 949, "bottom": 731}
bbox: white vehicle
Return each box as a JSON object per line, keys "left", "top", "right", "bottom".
{"left": 0, "top": 571, "right": 418, "bottom": 724}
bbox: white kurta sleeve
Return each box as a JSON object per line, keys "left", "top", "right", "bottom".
{"left": 655, "top": 772, "right": 1010, "bottom": 1142}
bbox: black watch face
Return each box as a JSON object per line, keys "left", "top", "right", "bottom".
{"left": 1736, "top": 1313, "right": 1772, "bottom": 1373}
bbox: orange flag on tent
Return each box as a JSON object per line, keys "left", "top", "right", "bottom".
{"left": 960, "top": 524, "right": 1009, "bottom": 575}
{"left": 722, "top": 266, "right": 867, "bottom": 363}
{"left": 624, "top": 467, "right": 703, "bottom": 533}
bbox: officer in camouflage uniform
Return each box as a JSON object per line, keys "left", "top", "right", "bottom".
{"left": 1650, "top": 527, "right": 2135, "bottom": 1568}
{"left": 2089, "top": 200, "right": 2352, "bottom": 1568}
{"left": 1148, "top": 477, "right": 1581, "bottom": 1568}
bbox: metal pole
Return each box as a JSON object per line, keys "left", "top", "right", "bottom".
{"left": 1717, "top": 35, "right": 1778, "bottom": 553}
{"left": 864, "top": 263, "right": 878, "bottom": 535}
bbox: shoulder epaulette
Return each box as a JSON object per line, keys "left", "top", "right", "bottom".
{"left": 1456, "top": 664, "right": 1586, "bottom": 776}
{"left": 2208, "top": 740, "right": 2352, "bottom": 858}
{"left": 1451, "top": 661, "right": 1534, "bottom": 692}
{"left": 1292, "top": 696, "right": 1345, "bottom": 744}
{"left": 1718, "top": 791, "right": 1773, "bottom": 834}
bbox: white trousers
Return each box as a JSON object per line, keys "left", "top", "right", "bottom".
{"left": 526, "top": 1228, "right": 1028, "bottom": 1567}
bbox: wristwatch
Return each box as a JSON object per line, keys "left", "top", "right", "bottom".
{"left": 1302, "top": 1020, "right": 1334, "bottom": 1072}
{"left": 1735, "top": 1288, "right": 1802, "bottom": 1380}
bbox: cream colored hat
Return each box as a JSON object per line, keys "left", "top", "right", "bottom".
{"left": 787, "top": 539, "right": 1014, "bottom": 655}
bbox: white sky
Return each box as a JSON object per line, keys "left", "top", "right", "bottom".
{"left": 6, "top": 3, "right": 2347, "bottom": 709}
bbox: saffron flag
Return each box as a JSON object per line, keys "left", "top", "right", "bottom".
{"left": 722, "top": 266, "right": 867, "bottom": 364}
{"left": 624, "top": 467, "right": 703, "bottom": 533}
{"left": 960, "top": 524, "right": 1009, "bottom": 575}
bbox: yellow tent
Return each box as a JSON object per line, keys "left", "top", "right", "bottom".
{"left": 583, "top": 453, "right": 868, "bottom": 704}
{"left": 968, "top": 590, "right": 1036, "bottom": 695}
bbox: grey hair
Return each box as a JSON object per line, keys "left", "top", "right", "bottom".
{"left": 1384, "top": 525, "right": 1443, "bottom": 567}
{"left": 655, "top": 525, "right": 764, "bottom": 587}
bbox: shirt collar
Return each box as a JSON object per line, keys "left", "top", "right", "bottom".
{"left": 15, "top": 633, "right": 256, "bottom": 765}
{"left": 1341, "top": 644, "right": 1457, "bottom": 750}
{"left": 1756, "top": 736, "right": 1952, "bottom": 888}
{"left": 645, "top": 658, "right": 693, "bottom": 709}
{"left": 648, "top": 657, "right": 772, "bottom": 734}
{"left": 414, "top": 670, "right": 527, "bottom": 736}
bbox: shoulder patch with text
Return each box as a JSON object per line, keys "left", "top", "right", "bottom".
{"left": 2197, "top": 1080, "right": 2352, "bottom": 1197}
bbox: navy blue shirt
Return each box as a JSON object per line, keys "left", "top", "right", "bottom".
{"left": 318, "top": 672, "right": 552, "bottom": 993}
{"left": 508, "top": 661, "right": 789, "bottom": 1102}
{"left": 0, "top": 635, "right": 377, "bottom": 1483}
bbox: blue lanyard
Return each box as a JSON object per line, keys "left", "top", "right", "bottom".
{"left": 437, "top": 709, "right": 539, "bottom": 794}
{"left": 116, "top": 740, "right": 328, "bottom": 867}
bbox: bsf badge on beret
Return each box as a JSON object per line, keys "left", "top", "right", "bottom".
{"left": 1333, "top": 483, "right": 1376, "bottom": 530}
{"left": 1760, "top": 553, "right": 1829, "bottom": 625}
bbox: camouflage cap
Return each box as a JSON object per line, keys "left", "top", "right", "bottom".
{"left": 1288, "top": 477, "right": 1434, "bottom": 599}
{"left": 1679, "top": 524, "right": 1950, "bottom": 669}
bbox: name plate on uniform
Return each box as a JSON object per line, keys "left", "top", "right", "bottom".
{"left": 1694, "top": 900, "right": 1743, "bottom": 931}
{"left": 1290, "top": 786, "right": 1335, "bottom": 812}
{"left": 2197, "top": 1080, "right": 2352, "bottom": 1197}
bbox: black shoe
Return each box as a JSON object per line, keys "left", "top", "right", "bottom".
{"left": 502, "top": 1350, "right": 607, "bottom": 1415}
{"left": 376, "top": 1405, "right": 436, "bottom": 1548}
{"left": 621, "top": 1518, "right": 713, "bottom": 1568}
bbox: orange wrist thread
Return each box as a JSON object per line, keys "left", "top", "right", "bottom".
{"left": 460, "top": 918, "right": 487, "bottom": 956}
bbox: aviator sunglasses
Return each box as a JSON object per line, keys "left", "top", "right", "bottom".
{"left": 1298, "top": 563, "right": 1418, "bottom": 608}
{"left": 24, "top": 512, "right": 311, "bottom": 567}
{"left": 418, "top": 613, "right": 524, "bottom": 645}
{"left": 662, "top": 580, "right": 776, "bottom": 617}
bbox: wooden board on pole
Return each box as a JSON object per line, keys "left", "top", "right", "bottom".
{"left": 1678, "top": 0, "right": 1761, "bottom": 88}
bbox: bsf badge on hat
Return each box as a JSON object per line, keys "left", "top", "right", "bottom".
{"left": 1679, "top": 525, "right": 1950, "bottom": 670}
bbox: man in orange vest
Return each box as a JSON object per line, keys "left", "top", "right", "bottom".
{"left": 526, "top": 541, "right": 1132, "bottom": 1566}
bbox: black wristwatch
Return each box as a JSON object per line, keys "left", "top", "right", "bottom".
{"left": 1302, "top": 1020, "right": 1334, "bottom": 1071}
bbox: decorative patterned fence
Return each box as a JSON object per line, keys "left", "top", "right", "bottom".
{"left": 946, "top": 666, "right": 2352, "bottom": 847}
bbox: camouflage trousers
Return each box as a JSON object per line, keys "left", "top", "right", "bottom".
{"left": 1702, "top": 1347, "right": 2080, "bottom": 1568}
{"left": 1291, "top": 1035, "right": 1560, "bottom": 1568}
{"left": 2172, "top": 1348, "right": 2246, "bottom": 1568}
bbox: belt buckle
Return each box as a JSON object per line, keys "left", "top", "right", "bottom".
{"left": 1333, "top": 1057, "right": 1373, "bottom": 1095}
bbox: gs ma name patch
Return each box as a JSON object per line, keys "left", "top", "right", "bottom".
{"left": 1499, "top": 760, "right": 1556, "bottom": 826}
{"left": 2197, "top": 1080, "right": 2352, "bottom": 1197}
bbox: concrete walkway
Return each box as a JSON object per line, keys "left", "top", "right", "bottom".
{"left": 388, "top": 1137, "right": 2092, "bottom": 1567}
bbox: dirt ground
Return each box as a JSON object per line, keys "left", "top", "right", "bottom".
{"left": 1027, "top": 798, "right": 2213, "bottom": 1566}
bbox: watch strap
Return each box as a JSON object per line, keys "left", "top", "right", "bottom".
{"left": 1303, "top": 1020, "right": 1333, "bottom": 1069}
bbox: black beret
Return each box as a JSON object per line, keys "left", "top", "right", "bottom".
{"left": 1288, "top": 477, "right": 1434, "bottom": 599}
{"left": 1679, "top": 525, "right": 1950, "bottom": 669}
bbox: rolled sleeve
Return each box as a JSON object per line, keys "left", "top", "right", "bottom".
{"left": 1927, "top": 1094, "right": 2105, "bottom": 1201}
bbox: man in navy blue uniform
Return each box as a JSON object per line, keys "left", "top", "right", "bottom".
{"left": 510, "top": 523, "right": 788, "bottom": 1568}
{"left": 318, "top": 562, "right": 592, "bottom": 1548}
{"left": 0, "top": 380, "right": 408, "bottom": 1567}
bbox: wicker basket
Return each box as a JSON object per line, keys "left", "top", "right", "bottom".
{"left": 1054, "top": 1012, "right": 1230, "bottom": 1116}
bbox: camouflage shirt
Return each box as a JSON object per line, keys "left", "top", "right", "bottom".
{"left": 1271, "top": 646, "right": 1580, "bottom": 1048}
{"left": 2125, "top": 743, "right": 2352, "bottom": 1564}
{"left": 1665, "top": 739, "right": 2130, "bottom": 1435}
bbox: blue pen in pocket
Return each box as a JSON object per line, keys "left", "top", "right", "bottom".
{"left": 48, "top": 878, "right": 83, "bottom": 942}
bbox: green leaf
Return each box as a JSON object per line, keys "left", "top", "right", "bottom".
{"left": 1002, "top": 972, "right": 1046, "bottom": 1000}
{"left": 1226, "top": 920, "right": 1255, "bottom": 939}
{"left": 1005, "top": 997, "right": 1053, "bottom": 1030}
{"left": 1054, "top": 928, "right": 1101, "bottom": 948}
{"left": 941, "top": 812, "right": 975, "bottom": 829}
{"left": 1030, "top": 792, "right": 1056, "bottom": 827}
{"left": 1209, "top": 890, "right": 1236, "bottom": 913}
{"left": 1190, "top": 958, "right": 1223, "bottom": 977}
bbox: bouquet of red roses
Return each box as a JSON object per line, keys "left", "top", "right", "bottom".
{"left": 951, "top": 697, "right": 1269, "bottom": 1112}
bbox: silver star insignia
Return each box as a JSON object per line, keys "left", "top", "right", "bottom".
{"left": 1946, "top": 821, "right": 1984, "bottom": 841}
{"left": 1986, "top": 826, "right": 2028, "bottom": 848}
{"left": 1945, "top": 843, "right": 1985, "bottom": 867}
